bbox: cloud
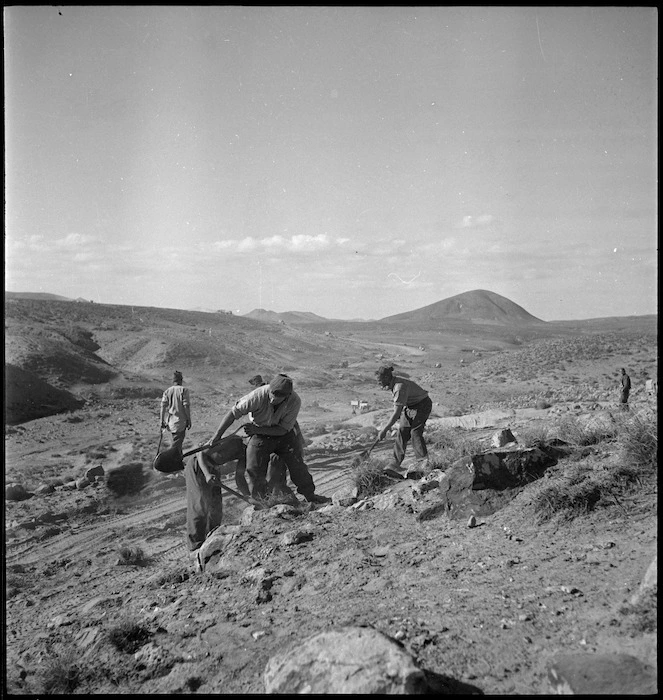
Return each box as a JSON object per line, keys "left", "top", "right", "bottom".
{"left": 210, "top": 233, "right": 350, "bottom": 255}
{"left": 458, "top": 214, "right": 495, "bottom": 229}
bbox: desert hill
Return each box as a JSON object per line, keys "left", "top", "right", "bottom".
{"left": 244, "top": 308, "right": 332, "bottom": 324}
{"left": 5, "top": 291, "right": 78, "bottom": 302}
{"left": 380, "top": 289, "right": 544, "bottom": 325}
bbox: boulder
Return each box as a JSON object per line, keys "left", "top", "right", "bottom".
{"left": 6, "top": 483, "right": 33, "bottom": 501}
{"left": 490, "top": 428, "right": 517, "bottom": 448}
{"left": 263, "top": 626, "right": 427, "bottom": 694}
{"left": 85, "top": 464, "right": 105, "bottom": 481}
{"left": 437, "top": 447, "right": 557, "bottom": 521}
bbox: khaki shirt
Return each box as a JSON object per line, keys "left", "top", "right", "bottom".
{"left": 391, "top": 376, "right": 429, "bottom": 408}
{"left": 231, "top": 385, "right": 300, "bottom": 432}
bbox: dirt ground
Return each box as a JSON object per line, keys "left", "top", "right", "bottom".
{"left": 4, "top": 300, "right": 658, "bottom": 694}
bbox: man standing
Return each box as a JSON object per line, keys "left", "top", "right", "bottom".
{"left": 619, "top": 368, "right": 631, "bottom": 409}
{"left": 206, "top": 373, "right": 330, "bottom": 504}
{"left": 160, "top": 370, "right": 191, "bottom": 452}
{"left": 376, "top": 366, "right": 432, "bottom": 476}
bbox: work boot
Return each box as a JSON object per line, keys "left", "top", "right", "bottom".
{"left": 383, "top": 467, "right": 405, "bottom": 480}
{"left": 305, "top": 493, "right": 331, "bottom": 504}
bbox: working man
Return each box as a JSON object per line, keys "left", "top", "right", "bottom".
{"left": 160, "top": 370, "right": 191, "bottom": 452}
{"left": 619, "top": 367, "right": 631, "bottom": 410}
{"left": 205, "top": 373, "right": 330, "bottom": 504}
{"left": 184, "top": 434, "right": 246, "bottom": 552}
{"left": 376, "top": 365, "right": 432, "bottom": 476}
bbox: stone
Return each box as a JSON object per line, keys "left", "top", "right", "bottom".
{"left": 263, "top": 626, "right": 427, "bottom": 694}
{"left": 438, "top": 447, "right": 557, "bottom": 521}
{"left": 332, "top": 486, "right": 359, "bottom": 507}
{"left": 34, "top": 483, "right": 55, "bottom": 495}
{"left": 84, "top": 464, "right": 105, "bottom": 481}
{"left": 491, "top": 428, "right": 517, "bottom": 448}
{"left": 76, "top": 477, "right": 91, "bottom": 490}
{"left": 547, "top": 653, "right": 657, "bottom": 695}
{"left": 6, "top": 484, "right": 33, "bottom": 501}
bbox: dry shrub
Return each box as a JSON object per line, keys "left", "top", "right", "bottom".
{"left": 553, "top": 414, "right": 619, "bottom": 446}
{"left": 516, "top": 424, "right": 552, "bottom": 449}
{"left": 117, "top": 545, "right": 149, "bottom": 566}
{"left": 38, "top": 646, "right": 82, "bottom": 694}
{"left": 617, "top": 411, "right": 657, "bottom": 473}
{"left": 108, "top": 617, "right": 151, "bottom": 654}
{"left": 428, "top": 427, "right": 482, "bottom": 465}
{"left": 531, "top": 464, "right": 602, "bottom": 522}
{"left": 352, "top": 459, "right": 395, "bottom": 498}
{"left": 106, "top": 462, "right": 146, "bottom": 497}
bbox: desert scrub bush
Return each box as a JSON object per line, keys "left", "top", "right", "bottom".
{"left": 108, "top": 617, "right": 151, "bottom": 654}
{"left": 116, "top": 545, "right": 149, "bottom": 566}
{"left": 428, "top": 428, "right": 483, "bottom": 465}
{"left": 617, "top": 411, "right": 657, "bottom": 472}
{"left": 352, "top": 459, "right": 396, "bottom": 498}
{"left": 516, "top": 424, "right": 552, "bottom": 449}
{"left": 531, "top": 463, "right": 602, "bottom": 522}
{"left": 553, "top": 414, "right": 619, "bottom": 446}
{"left": 37, "top": 645, "right": 82, "bottom": 694}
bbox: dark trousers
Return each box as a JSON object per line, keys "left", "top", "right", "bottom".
{"left": 170, "top": 430, "right": 186, "bottom": 451}
{"left": 246, "top": 430, "right": 315, "bottom": 500}
{"left": 394, "top": 396, "right": 432, "bottom": 465}
{"left": 184, "top": 455, "right": 223, "bottom": 551}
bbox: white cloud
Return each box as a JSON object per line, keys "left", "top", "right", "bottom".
{"left": 458, "top": 214, "right": 495, "bottom": 229}
{"left": 209, "top": 234, "right": 351, "bottom": 255}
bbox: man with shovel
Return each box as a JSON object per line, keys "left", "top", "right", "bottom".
{"left": 205, "top": 373, "right": 330, "bottom": 505}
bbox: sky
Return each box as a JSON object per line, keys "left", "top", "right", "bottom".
{"left": 4, "top": 6, "right": 658, "bottom": 321}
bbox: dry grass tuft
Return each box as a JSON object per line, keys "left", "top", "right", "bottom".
{"left": 352, "top": 459, "right": 398, "bottom": 498}
{"left": 532, "top": 409, "right": 657, "bottom": 522}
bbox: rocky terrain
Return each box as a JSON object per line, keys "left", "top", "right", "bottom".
{"left": 4, "top": 296, "right": 657, "bottom": 694}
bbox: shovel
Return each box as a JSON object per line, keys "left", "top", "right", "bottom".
{"left": 351, "top": 436, "right": 382, "bottom": 468}
{"left": 153, "top": 426, "right": 243, "bottom": 474}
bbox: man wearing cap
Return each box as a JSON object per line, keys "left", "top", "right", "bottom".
{"left": 205, "top": 373, "right": 330, "bottom": 504}
{"left": 160, "top": 370, "right": 191, "bottom": 452}
{"left": 376, "top": 365, "right": 432, "bottom": 475}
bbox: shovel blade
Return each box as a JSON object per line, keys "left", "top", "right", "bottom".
{"left": 153, "top": 445, "right": 185, "bottom": 473}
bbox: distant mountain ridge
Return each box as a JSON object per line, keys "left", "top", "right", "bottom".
{"left": 246, "top": 290, "right": 544, "bottom": 326}
{"left": 6, "top": 291, "right": 77, "bottom": 302}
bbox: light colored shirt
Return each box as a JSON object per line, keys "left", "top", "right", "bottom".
{"left": 231, "top": 385, "right": 300, "bottom": 432}
{"left": 391, "top": 376, "right": 429, "bottom": 408}
{"left": 160, "top": 385, "right": 190, "bottom": 432}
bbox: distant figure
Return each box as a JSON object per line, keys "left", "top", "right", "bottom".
{"left": 619, "top": 368, "right": 631, "bottom": 410}
{"left": 160, "top": 371, "right": 191, "bottom": 452}
{"left": 376, "top": 366, "right": 432, "bottom": 476}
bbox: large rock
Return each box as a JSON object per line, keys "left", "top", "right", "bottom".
{"left": 263, "top": 626, "right": 427, "bottom": 694}
{"left": 438, "top": 447, "right": 557, "bottom": 520}
{"left": 6, "top": 483, "right": 33, "bottom": 501}
{"left": 547, "top": 653, "right": 657, "bottom": 694}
